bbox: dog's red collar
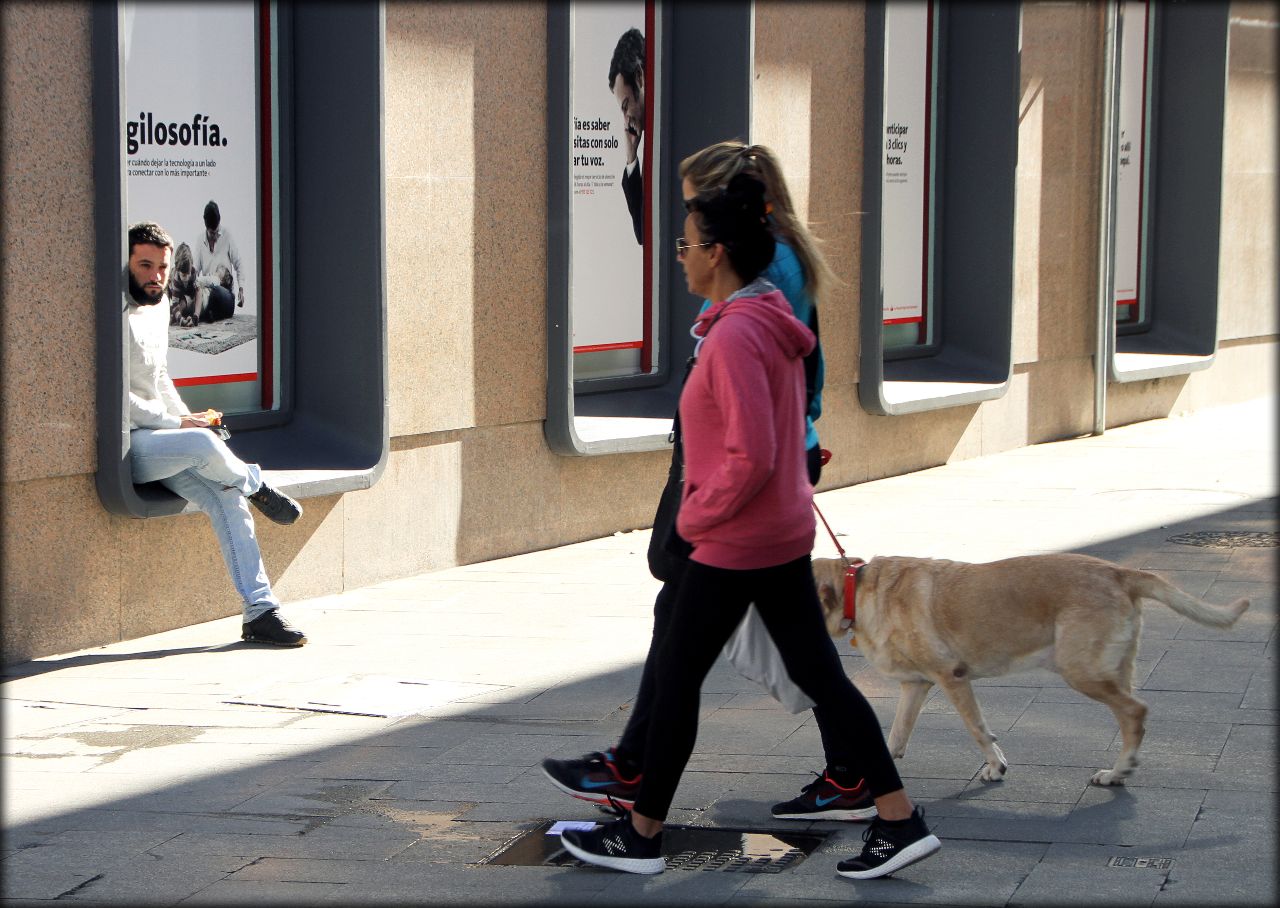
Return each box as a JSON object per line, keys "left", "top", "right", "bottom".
{"left": 843, "top": 558, "right": 867, "bottom": 624}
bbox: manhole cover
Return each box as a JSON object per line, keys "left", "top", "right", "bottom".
{"left": 480, "top": 821, "right": 827, "bottom": 873}
{"left": 1167, "top": 531, "right": 1277, "bottom": 548}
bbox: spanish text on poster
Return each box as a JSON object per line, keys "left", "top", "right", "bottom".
{"left": 1113, "top": 0, "right": 1149, "bottom": 318}
{"left": 881, "top": 0, "right": 932, "bottom": 325}
{"left": 123, "top": 1, "right": 262, "bottom": 394}
{"left": 569, "top": 1, "right": 647, "bottom": 354}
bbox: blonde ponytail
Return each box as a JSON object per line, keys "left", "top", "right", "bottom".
{"left": 679, "top": 140, "right": 837, "bottom": 302}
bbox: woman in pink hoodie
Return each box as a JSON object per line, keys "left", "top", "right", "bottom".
{"left": 562, "top": 174, "right": 941, "bottom": 881}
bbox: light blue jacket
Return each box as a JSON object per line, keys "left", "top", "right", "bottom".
{"left": 698, "top": 239, "right": 825, "bottom": 450}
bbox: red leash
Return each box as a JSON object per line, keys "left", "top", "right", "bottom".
{"left": 812, "top": 451, "right": 865, "bottom": 641}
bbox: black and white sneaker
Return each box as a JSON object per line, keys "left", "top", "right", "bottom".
{"left": 772, "top": 772, "right": 878, "bottom": 821}
{"left": 560, "top": 814, "right": 665, "bottom": 875}
{"left": 836, "top": 807, "right": 940, "bottom": 880}
{"left": 241, "top": 609, "right": 307, "bottom": 647}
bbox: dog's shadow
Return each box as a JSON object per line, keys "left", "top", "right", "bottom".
{"left": 937, "top": 780, "right": 1227, "bottom": 854}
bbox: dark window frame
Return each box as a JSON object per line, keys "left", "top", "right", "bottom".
{"left": 1107, "top": 1, "right": 1227, "bottom": 382}
{"left": 545, "top": 0, "right": 754, "bottom": 455}
{"left": 94, "top": 1, "right": 389, "bottom": 518}
{"left": 859, "top": 1, "right": 1021, "bottom": 417}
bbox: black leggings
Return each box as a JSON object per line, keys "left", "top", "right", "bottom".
{"left": 630, "top": 555, "right": 903, "bottom": 822}
{"left": 617, "top": 569, "right": 841, "bottom": 765}
{"left": 617, "top": 445, "right": 826, "bottom": 763}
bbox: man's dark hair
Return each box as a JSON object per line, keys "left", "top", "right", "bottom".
{"left": 608, "top": 27, "right": 645, "bottom": 93}
{"left": 203, "top": 200, "right": 221, "bottom": 231}
{"left": 128, "top": 221, "right": 174, "bottom": 256}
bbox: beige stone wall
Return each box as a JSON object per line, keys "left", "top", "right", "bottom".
{"left": 1218, "top": 2, "right": 1278, "bottom": 342}
{"left": 1109, "top": 1, "right": 1279, "bottom": 425}
{"left": 2, "top": 2, "right": 97, "bottom": 487}
{"left": 1, "top": 1, "right": 1274, "bottom": 664}
{"left": 2, "top": 3, "right": 113, "bottom": 661}
{"left": 751, "top": 1, "right": 1110, "bottom": 473}
{"left": 752, "top": 1, "right": 866, "bottom": 487}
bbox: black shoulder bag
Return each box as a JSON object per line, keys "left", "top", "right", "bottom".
{"left": 646, "top": 306, "right": 731, "bottom": 582}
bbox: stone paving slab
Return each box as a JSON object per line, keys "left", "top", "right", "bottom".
{"left": 46, "top": 854, "right": 256, "bottom": 904}
{"left": 181, "top": 878, "right": 350, "bottom": 904}
{"left": 731, "top": 837, "right": 1049, "bottom": 905}
{"left": 1009, "top": 843, "right": 1169, "bottom": 906}
{"left": 935, "top": 785, "right": 1206, "bottom": 848}
{"left": 2, "top": 399, "right": 1276, "bottom": 905}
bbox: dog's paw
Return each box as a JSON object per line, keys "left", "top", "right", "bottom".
{"left": 1090, "top": 769, "right": 1128, "bottom": 786}
{"left": 978, "top": 760, "right": 1008, "bottom": 782}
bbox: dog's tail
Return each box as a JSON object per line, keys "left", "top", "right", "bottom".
{"left": 1127, "top": 570, "right": 1250, "bottom": 627}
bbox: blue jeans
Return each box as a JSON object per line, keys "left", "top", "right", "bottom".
{"left": 129, "top": 427, "right": 278, "bottom": 621}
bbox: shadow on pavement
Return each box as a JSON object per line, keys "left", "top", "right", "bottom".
{"left": 2, "top": 502, "right": 1275, "bottom": 904}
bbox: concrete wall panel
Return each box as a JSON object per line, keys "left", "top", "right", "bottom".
{"left": 1, "top": 476, "right": 120, "bottom": 664}
{"left": 1, "top": 3, "right": 96, "bottom": 485}
{"left": 342, "top": 441, "right": 464, "bottom": 589}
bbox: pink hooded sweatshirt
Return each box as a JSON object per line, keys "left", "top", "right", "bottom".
{"left": 675, "top": 287, "right": 817, "bottom": 570}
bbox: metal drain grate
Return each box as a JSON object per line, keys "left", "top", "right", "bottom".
{"left": 1166, "top": 531, "right": 1277, "bottom": 548}
{"left": 480, "top": 821, "right": 827, "bottom": 873}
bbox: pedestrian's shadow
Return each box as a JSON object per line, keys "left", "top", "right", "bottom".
{"left": 2, "top": 643, "right": 247, "bottom": 681}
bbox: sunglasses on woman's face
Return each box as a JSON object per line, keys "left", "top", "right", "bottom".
{"left": 676, "top": 237, "right": 714, "bottom": 259}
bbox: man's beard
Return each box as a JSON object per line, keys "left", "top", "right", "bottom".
{"left": 128, "top": 271, "right": 165, "bottom": 306}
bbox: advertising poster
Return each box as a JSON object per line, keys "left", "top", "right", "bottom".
{"left": 1113, "top": 0, "right": 1149, "bottom": 322}
{"left": 569, "top": 1, "right": 651, "bottom": 362}
{"left": 880, "top": 0, "right": 932, "bottom": 326}
{"left": 122, "top": 1, "right": 264, "bottom": 399}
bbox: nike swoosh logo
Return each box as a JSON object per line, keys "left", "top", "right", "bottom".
{"left": 578, "top": 777, "right": 620, "bottom": 790}
{"left": 815, "top": 794, "right": 842, "bottom": 807}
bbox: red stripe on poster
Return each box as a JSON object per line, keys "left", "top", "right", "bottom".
{"left": 259, "top": 0, "right": 274, "bottom": 410}
{"left": 574, "top": 341, "right": 644, "bottom": 353}
{"left": 175, "top": 372, "right": 259, "bottom": 387}
{"left": 640, "top": 0, "right": 655, "bottom": 373}
{"left": 919, "top": 0, "right": 934, "bottom": 346}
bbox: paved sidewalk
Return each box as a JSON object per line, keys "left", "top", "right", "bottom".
{"left": 3, "top": 398, "right": 1276, "bottom": 906}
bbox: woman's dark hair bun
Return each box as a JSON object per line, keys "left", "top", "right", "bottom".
{"left": 724, "top": 172, "right": 768, "bottom": 221}
{"left": 690, "top": 172, "right": 774, "bottom": 283}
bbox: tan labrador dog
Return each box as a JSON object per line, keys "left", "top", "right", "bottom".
{"left": 813, "top": 554, "right": 1250, "bottom": 786}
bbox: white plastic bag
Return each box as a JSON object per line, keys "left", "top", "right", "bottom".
{"left": 722, "top": 605, "right": 815, "bottom": 714}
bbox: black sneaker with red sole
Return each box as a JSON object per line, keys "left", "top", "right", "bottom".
{"left": 771, "top": 771, "right": 878, "bottom": 821}
{"left": 541, "top": 750, "right": 640, "bottom": 809}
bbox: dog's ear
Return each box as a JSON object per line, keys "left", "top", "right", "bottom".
{"left": 817, "top": 582, "right": 838, "bottom": 613}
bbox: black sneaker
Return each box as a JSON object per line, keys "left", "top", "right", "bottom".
{"left": 836, "top": 807, "right": 941, "bottom": 879}
{"left": 241, "top": 609, "right": 307, "bottom": 647}
{"left": 560, "top": 814, "right": 664, "bottom": 874}
{"left": 772, "top": 772, "right": 878, "bottom": 821}
{"left": 248, "top": 483, "right": 302, "bottom": 525}
{"left": 541, "top": 750, "right": 640, "bottom": 809}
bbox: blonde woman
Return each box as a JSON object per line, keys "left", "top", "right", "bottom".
{"left": 682, "top": 140, "right": 833, "bottom": 484}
